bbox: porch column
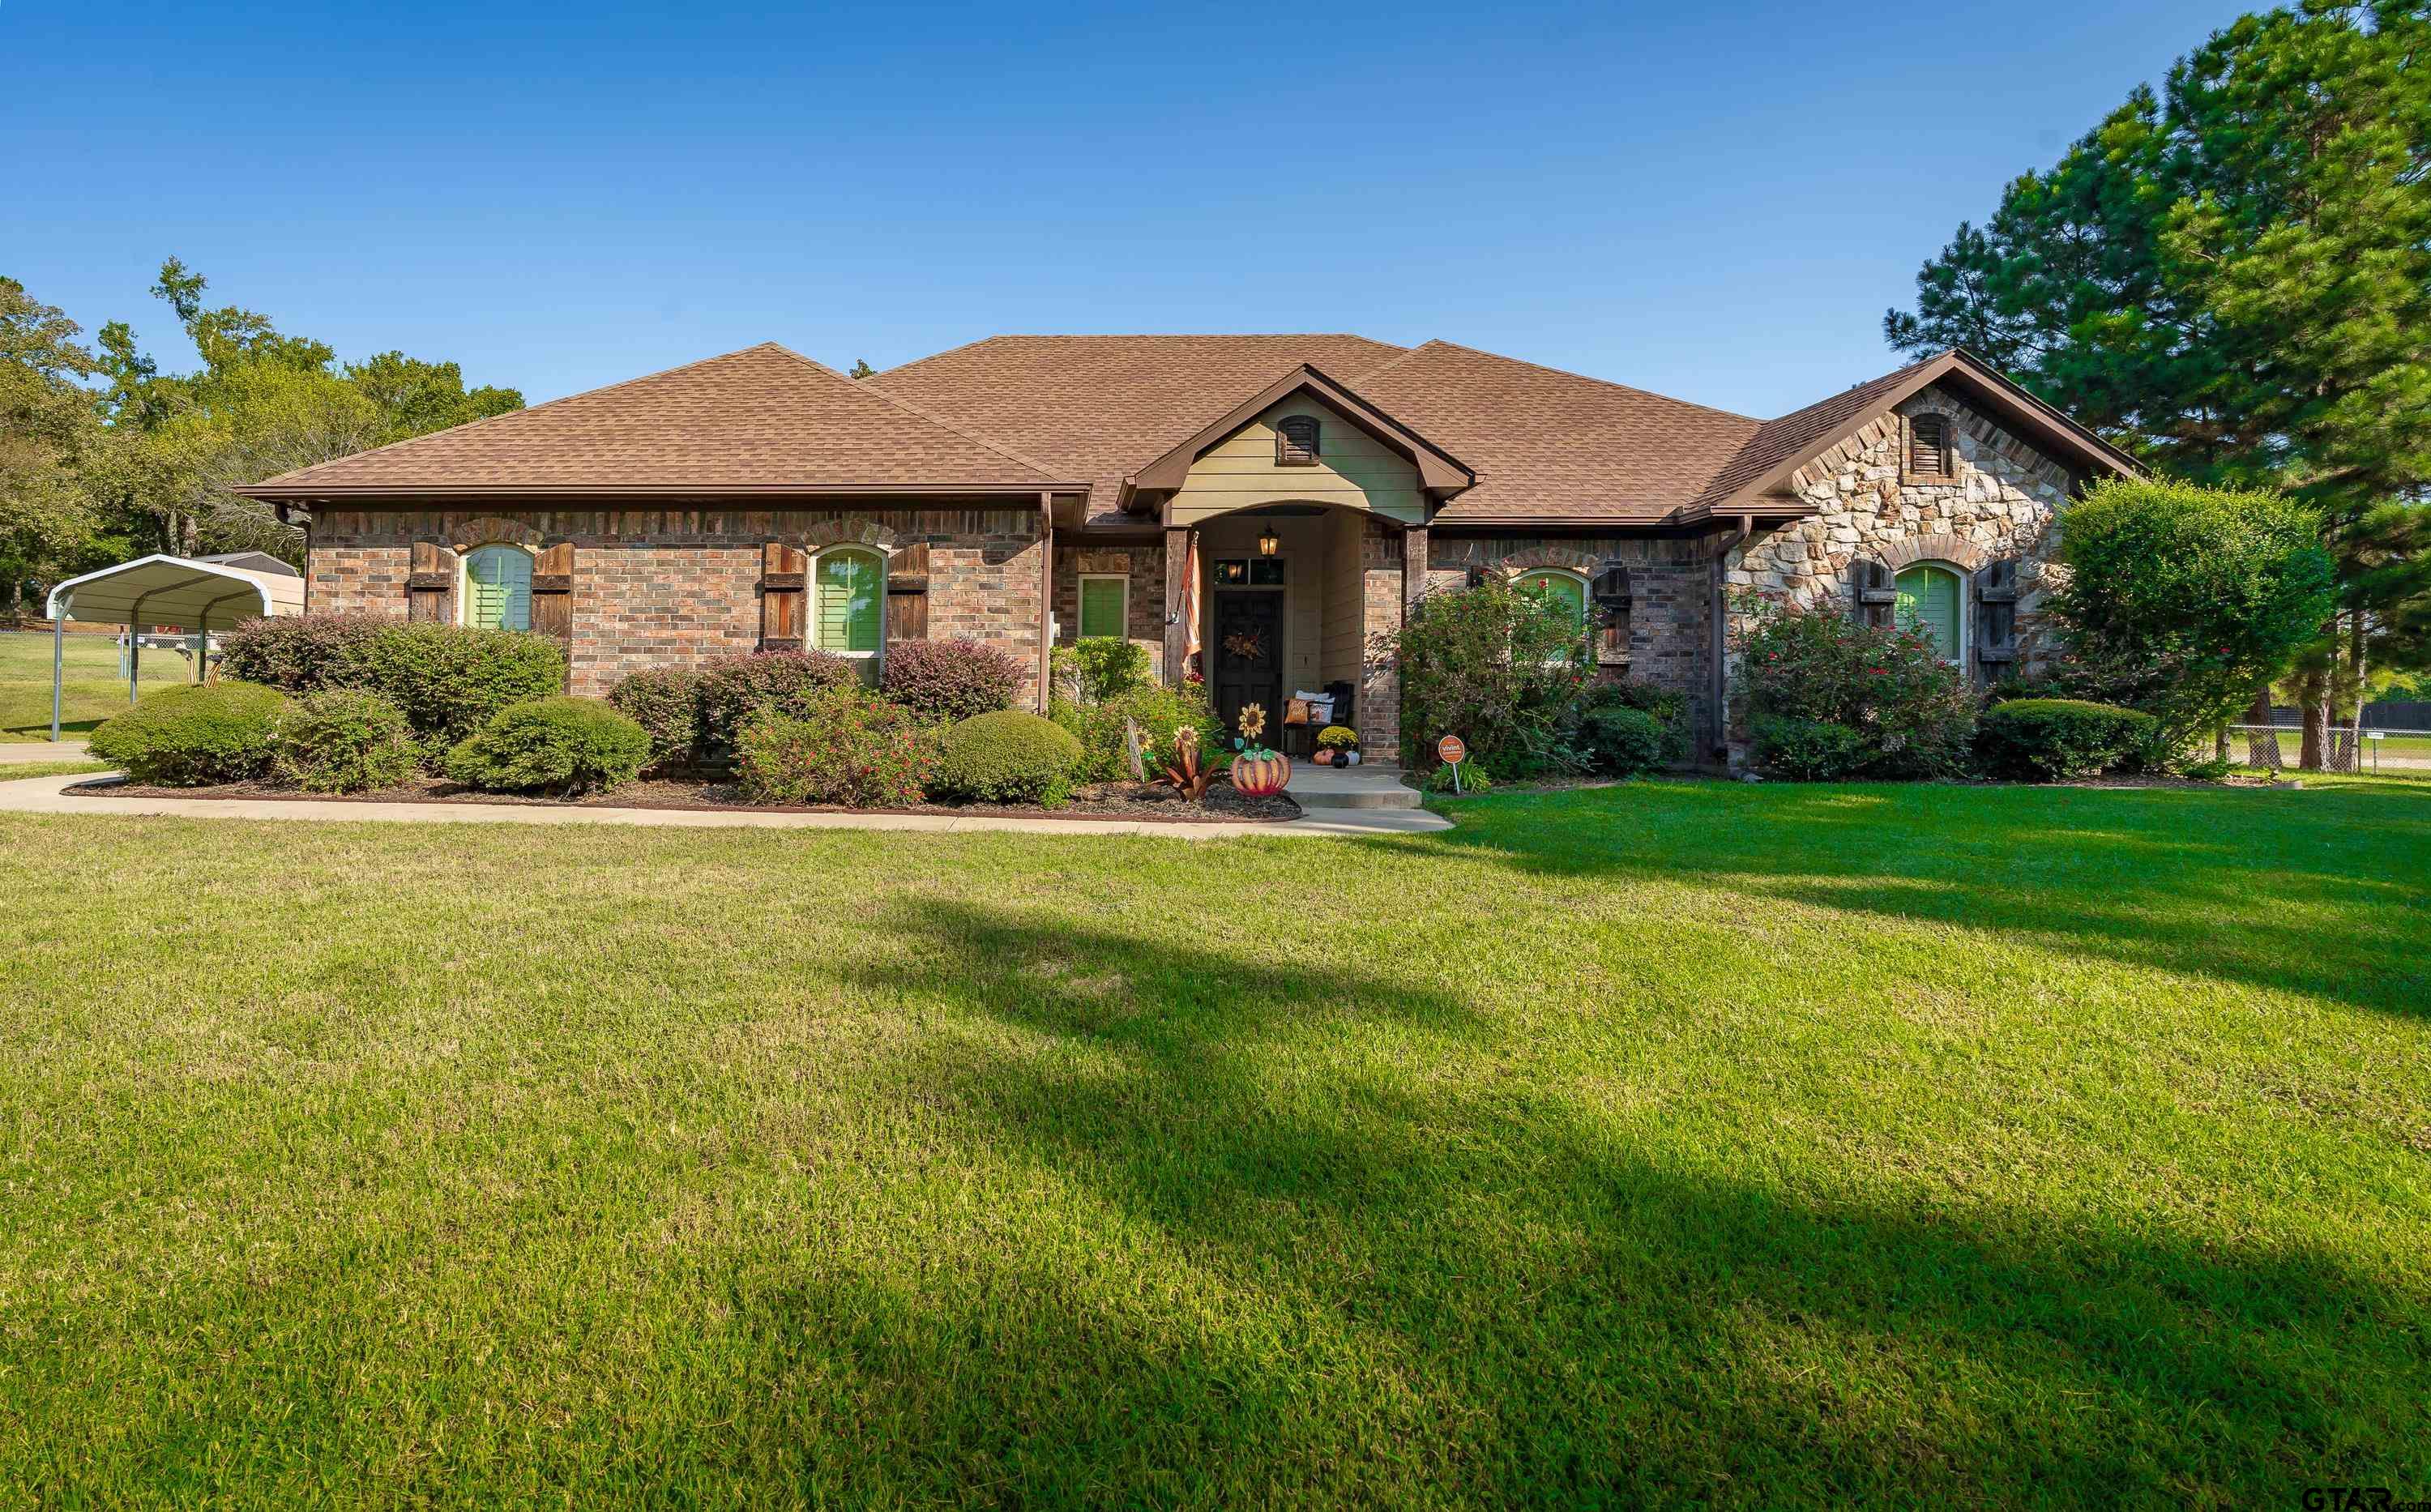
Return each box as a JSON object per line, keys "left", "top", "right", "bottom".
{"left": 1402, "top": 523, "right": 1429, "bottom": 613}
{"left": 1163, "top": 523, "right": 1190, "bottom": 686}
{"left": 1038, "top": 493, "right": 1055, "bottom": 713}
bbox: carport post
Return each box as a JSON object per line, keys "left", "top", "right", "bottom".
{"left": 128, "top": 609, "right": 139, "bottom": 703}
{"left": 50, "top": 616, "right": 63, "bottom": 742}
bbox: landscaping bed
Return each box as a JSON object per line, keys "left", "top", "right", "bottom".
{"left": 68, "top": 771, "right": 1301, "bottom": 822}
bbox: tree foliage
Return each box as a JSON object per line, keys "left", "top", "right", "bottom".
{"left": 0, "top": 259, "right": 523, "bottom": 606}
{"left": 1886, "top": 0, "right": 2429, "bottom": 758}
{"left": 2044, "top": 478, "right": 2335, "bottom": 752}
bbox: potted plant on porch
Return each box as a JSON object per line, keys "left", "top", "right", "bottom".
{"left": 1229, "top": 703, "right": 1291, "bottom": 796}
{"left": 1315, "top": 724, "right": 1359, "bottom": 767}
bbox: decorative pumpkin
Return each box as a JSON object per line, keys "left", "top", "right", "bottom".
{"left": 1313, "top": 749, "right": 1335, "bottom": 766}
{"left": 1231, "top": 750, "right": 1291, "bottom": 797}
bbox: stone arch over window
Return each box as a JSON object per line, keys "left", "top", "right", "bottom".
{"left": 1875, "top": 533, "right": 1989, "bottom": 574}
{"left": 1497, "top": 545, "right": 1604, "bottom": 579}
{"left": 801, "top": 518, "right": 904, "bottom": 553}
{"left": 447, "top": 515, "right": 545, "bottom": 553}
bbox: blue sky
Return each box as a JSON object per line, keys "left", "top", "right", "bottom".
{"left": 9, "top": 1, "right": 2248, "bottom": 419}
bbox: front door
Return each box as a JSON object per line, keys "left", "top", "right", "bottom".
{"left": 1211, "top": 590, "right": 1284, "bottom": 740}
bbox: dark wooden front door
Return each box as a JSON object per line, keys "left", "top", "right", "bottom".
{"left": 1211, "top": 590, "right": 1284, "bottom": 739}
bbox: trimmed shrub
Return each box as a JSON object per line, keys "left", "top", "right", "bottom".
{"left": 882, "top": 638, "right": 1023, "bottom": 724}
{"left": 212, "top": 617, "right": 565, "bottom": 760}
{"left": 695, "top": 651, "right": 857, "bottom": 768}
{"left": 1974, "top": 698, "right": 2157, "bottom": 781}
{"left": 607, "top": 667, "right": 707, "bottom": 771}
{"left": 1577, "top": 704, "right": 1670, "bottom": 777}
{"left": 1735, "top": 602, "right": 1976, "bottom": 779}
{"left": 355, "top": 624, "right": 566, "bottom": 755}
{"left": 272, "top": 689, "right": 417, "bottom": 793}
{"left": 733, "top": 685, "right": 936, "bottom": 807}
{"left": 216, "top": 614, "right": 383, "bottom": 692}
{"left": 1752, "top": 718, "right": 1870, "bottom": 781}
{"left": 442, "top": 697, "right": 651, "bottom": 795}
{"left": 936, "top": 709, "right": 1083, "bottom": 805}
{"left": 1053, "top": 681, "right": 1220, "bottom": 782}
{"left": 88, "top": 681, "right": 288, "bottom": 786}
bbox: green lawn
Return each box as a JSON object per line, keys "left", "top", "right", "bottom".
{"left": 0, "top": 780, "right": 2425, "bottom": 1506}
{"left": 0, "top": 629, "right": 190, "bottom": 741}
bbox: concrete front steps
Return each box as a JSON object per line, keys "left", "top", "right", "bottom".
{"left": 1283, "top": 761, "right": 1423, "bottom": 810}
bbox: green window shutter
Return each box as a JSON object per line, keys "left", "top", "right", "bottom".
{"left": 464, "top": 546, "right": 532, "bottom": 632}
{"left": 1895, "top": 566, "right": 1961, "bottom": 661}
{"left": 815, "top": 551, "right": 881, "bottom": 654}
{"left": 1079, "top": 577, "right": 1126, "bottom": 639}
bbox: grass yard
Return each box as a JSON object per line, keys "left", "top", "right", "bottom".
{"left": 0, "top": 629, "right": 189, "bottom": 741}
{"left": 0, "top": 779, "right": 2425, "bottom": 1506}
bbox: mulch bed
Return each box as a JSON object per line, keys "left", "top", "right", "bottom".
{"left": 69, "top": 774, "right": 1303, "bottom": 823}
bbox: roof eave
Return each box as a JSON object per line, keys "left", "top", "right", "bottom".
{"left": 231, "top": 480, "right": 1092, "bottom": 503}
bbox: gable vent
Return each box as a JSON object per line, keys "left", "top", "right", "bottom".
{"left": 1909, "top": 414, "right": 1951, "bottom": 477}
{"left": 1275, "top": 416, "right": 1320, "bottom": 466}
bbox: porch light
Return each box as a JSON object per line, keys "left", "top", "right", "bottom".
{"left": 1258, "top": 527, "right": 1280, "bottom": 557}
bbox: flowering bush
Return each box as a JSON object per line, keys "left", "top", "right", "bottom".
{"left": 1053, "top": 681, "right": 1219, "bottom": 782}
{"left": 734, "top": 684, "right": 936, "bottom": 807}
{"left": 1391, "top": 577, "right": 1590, "bottom": 778}
{"left": 1053, "top": 637, "right": 1152, "bottom": 705}
{"left": 880, "top": 638, "right": 1023, "bottom": 724}
{"left": 1735, "top": 600, "right": 1976, "bottom": 779}
{"left": 1316, "top": 724, "right": 1359, "bottom": 750}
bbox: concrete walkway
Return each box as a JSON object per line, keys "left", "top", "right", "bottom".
{"left": 0, "top": 771, "right": 1450, "bottom": 839}
{"left": 0, "top": 741, "right": 90, "bottom": 764}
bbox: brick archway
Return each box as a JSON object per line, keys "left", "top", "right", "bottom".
{"left": 446, "top": 516, "right": 545, "bottom": 553}
{"left": 801, "top": 518, "right": 903, "bottom": 553}
{"left": 1498, "top": 545, "right": 1604, "bottom": 578}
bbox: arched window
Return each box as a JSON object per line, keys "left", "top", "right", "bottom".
{"left": 1894, "top": 563, "right": 1963, "bottom": 662}
{"left": 813, "top": 548, "right": 884, "bottom": 661}
{"left": 1514, "top": 569, "right": 1588, "bottom": 634}
{"left": 462, "top": 545, "right": 532, "bottom": 631}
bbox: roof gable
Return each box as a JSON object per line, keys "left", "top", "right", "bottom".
{"left": 240, "top": 343, "right": 1069, "bottom": 498}
{"left": 1129, "top": 364, "right": 1473, "bottom": 502}
{"left": 1688, "top": 349, "right": 2139, "bottom": 519}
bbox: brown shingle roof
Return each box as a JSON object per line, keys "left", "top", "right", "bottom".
{"left": 1685, "top": 354, "right": 1942, "bottom": 517}
{"left": 1348, "top": 341, "right": 1762, "bottom": 523}
{"left": 874, "top": 335, "right": 1411, "bottom": 525}
{"left": 242, "top": 343, "right": 1067, "bottom": 497}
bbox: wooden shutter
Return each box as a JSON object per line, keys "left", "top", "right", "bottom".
{"left": 1852, "top": 558, "right": 1895, "bottom": 628}
{"left": 1275, "top": 416, "right": 1320, "bottom": 466}
{"left": 760, "top": 543, "right": 806, "bottom": 651}
{"left": 1591, "top": 564, "right": 1631, "bottom": 665}
{"left": 887, "top": 542, "right": 929, "bottom": 643}
{"left": 529, "top": 542, "right": 575, "bottom": 662}
{"left": 1973, "top": 558, "right": 2019, "bottom": 678}
{"left": 1909, "top": 416, "right": 1949, "bottom": 478}
{"left": 407, "top": 540, "right": 455, "bottom": 623}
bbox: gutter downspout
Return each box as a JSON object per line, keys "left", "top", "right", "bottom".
{"left": 1038, "top": 493, "right": 1055, "bottom": 714}
{"left": 1709, "top": 514, "right": 1754, "bottom": 766}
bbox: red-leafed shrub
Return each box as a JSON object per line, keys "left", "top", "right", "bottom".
{"left": 1735, "top": 600, "right": 1976, "bottom": 779}
{"left": 733, "top": 684, "right": 936, "bottom": 807}
{"left": 881, "top": 638, "right": 1024, "bottom": 724}
{"left": 694, "top": 651, "right": 858, "bottom": 768}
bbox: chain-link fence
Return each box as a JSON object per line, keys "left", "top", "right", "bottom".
{"left": 2224, "top": 725, "right": 2431, "bottom": 773}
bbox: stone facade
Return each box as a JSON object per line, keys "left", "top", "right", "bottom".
{"left": 306, "top": 505, "right": 1045, "bottom": 701}
{"left": 1718, "top": 383, "right": 2076, "bottom": 758}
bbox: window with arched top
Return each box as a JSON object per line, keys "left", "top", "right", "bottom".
{"left": 461, "top": 545, "right": 532, "bottom": 631}
{"left": 1894, "top": 563, "right": 1964, "bottom": 662}
{"left": 813, "top": 547, "right": 884, "bottom": 661}
{"left": 1515, "top": 568, "right": 1589, "bottom": 631}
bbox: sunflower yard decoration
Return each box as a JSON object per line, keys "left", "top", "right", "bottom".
{"left": 1229, "top": 702, "right": 1291, "bottom": 796}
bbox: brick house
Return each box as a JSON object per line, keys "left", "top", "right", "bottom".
{"left": 237, "top": 339, "right": 2138, "bottom": 763}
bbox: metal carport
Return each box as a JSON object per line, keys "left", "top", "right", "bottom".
{"left": 41, "top": 553, "right": 305, "bottom": 741}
